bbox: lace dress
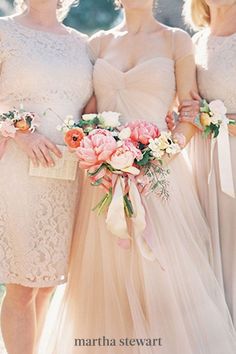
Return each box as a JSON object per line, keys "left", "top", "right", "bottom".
{"left": 0, "top": 16, "right": 93, "bottom": 287}
{"left": 189, "top": 29, "right": 236, "bottom": 324}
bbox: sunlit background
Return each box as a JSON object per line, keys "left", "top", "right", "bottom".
{"left": 0, "top": 0, "right": 187, "bottom": 34}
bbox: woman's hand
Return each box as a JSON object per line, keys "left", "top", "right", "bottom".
{"left": 14, "top": 131, "right": 62, "bottom": 167}
{"left": 178, "top": 91, "right": 201, "bottom": 127}
{"left": 165, "top": 112, "right": 176, "bottom": 131}
{"left": 228, "top": 124, "right": 236, "bottom": 137}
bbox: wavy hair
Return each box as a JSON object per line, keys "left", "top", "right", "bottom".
{"left": 183, "top": 0, "right": 210, "bottom": 30}
{"left": 14, "top": 0, "right": 79, "bottom": 21}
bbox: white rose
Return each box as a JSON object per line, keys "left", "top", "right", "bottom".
{"left": 149, "top": 139, "right": 164, "bottom": 159}
{"left": 118, "top": 127, "right": 131, "bottom": 140}
{"left": 64, "top": 115, "right": 74, "bottom": 125}
{"left": 209, "top": 100, "right": 227, "bottom": 116}
{"left": 82, "top": 113, "right": 97, "bottom": 121}
{"left": 210, "top": 114, "right": 220, "bottom": 125}
{"left": 166, "top": 143, "right": 181, "bottom": 155}
{"left": 99, "top": 111, "right": 121, "bottom": 128}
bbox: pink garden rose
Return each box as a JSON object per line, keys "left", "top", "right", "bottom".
{"left": 110, "top": 148, "right": 135, "bottom": 171}
{"left": 76, "top": 129, "right": 117, "bottom": 169}
{"left": 109, "top": 141, "right": 140, "bottom": 175}
{"left": 121, "top": 139, "right": 143, "bottom": 161}
{"left": 126, "top": 120, "right": 160, "bottom": 145}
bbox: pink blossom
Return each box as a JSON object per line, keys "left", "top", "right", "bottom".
{"left": 76, "top": 129, "right": 117, "bottom": 169}
{"left": 0, "top": 120, "right": 17, "bottom": 138}
{"left": 110, "top": 148, "right": 135, "bottom": 171}
{"left": 121, "top": 139, "right": 143, "bottom": 161}
{"left": 109, "top": 142, "right": 140, "bottom": 175}
{"left": 126, "top": 120, "right": 160, "bottom": 145}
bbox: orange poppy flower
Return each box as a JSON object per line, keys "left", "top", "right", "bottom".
{"left": 64, "top": 128, "right": 85, "bottom": 149}
{"left": 15, "top": 119, "right": 31, "bottom": 132}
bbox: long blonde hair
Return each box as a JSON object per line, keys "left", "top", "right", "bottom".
{"left": 14, "top": 0, "right": 79, "bottom": 21}
{"left": 183, "top": 0, "right": 210, "bottom": 30}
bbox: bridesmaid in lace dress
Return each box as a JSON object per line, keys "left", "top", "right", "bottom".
{"left": 44, "top": 1, "right": 236, "bottom": 353}
{"left": 179, "top": 0, "right": 236, "bottom": 325}
{"left": 0, "top": 1, "right": 92, "bottom": 353}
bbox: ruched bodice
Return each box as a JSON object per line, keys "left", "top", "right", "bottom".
{"left": 93, "top": 57, "right": 175, "bottom": 131}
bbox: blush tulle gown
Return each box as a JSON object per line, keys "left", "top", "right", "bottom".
{"left": 41, "top": 29, "right": 236, "bottom": 354}
{"left": 189, "top": 29, "right": 236, "bottom": 325}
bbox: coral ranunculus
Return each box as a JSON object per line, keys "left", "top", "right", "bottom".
{"left": 200, "top": 113, "right": 211, "bottom": 127}
{"left": 15, "top": 119, "right": 31, "bottom": 132}
{"left": 127, "top": 120, "right": 160, "bottom": 145}
{"left": 64, "top": 128, "right": 85, "bottom": 149}
{"left": 76, "top": 129, "right": 117, "bottom": 169}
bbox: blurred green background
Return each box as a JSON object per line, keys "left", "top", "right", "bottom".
{"left": 0, "top": 0, "right": 186, "bottom": 35}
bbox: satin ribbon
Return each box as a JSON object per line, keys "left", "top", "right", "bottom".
{"left": 105, "top": 175, "right": 155, "bottom": 261}
{"left": 0, "top": 137, "right": 8, "bottom": 159}
{"left": 208, "top": 116, "right": 235, "bottom": 198}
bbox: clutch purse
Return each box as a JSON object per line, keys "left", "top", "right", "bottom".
{"left": 29, "top": 145, "right": 78, "bottom": 181}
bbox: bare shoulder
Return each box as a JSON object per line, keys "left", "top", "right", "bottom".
{"left": 89, "top": 27, "right": 118, "bottom": 46}
{"left": 171, "top": 27, "right": 192, "bottom": 43}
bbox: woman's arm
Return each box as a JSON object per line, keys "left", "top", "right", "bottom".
{"left": 173, "top": 53, "right": 198, "bottom": 145}
{"left": 83, "top": 95, "right": 97, "bottom": 114}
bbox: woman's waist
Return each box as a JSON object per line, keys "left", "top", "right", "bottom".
{"left": 0, "top": 100, "right": 82, "bottom": 118}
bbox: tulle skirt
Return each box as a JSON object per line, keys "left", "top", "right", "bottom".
{"left": 189, "top": 132, "right": 236, "bottom": 324}
{"left": 41, "top": 152, "right": 236, "bottom": 354}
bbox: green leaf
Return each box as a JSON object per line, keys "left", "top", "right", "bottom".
{"left": 92, "top": 189, "right": 112, "bottom": 215}
{"left": 91, "top": 178, "right": 103, "bottom": 186}
{"left": 124, "top": 194, "right": 134, "bottom": 217}
{"left": 135, "top": 151, "right": 151, "bottom": 166}
{"left": 87, "top": 164, "right": 105, "bottom": 177}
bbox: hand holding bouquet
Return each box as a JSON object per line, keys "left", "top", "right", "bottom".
{"left": 58, "top": 112, "right": 185, "bottom": 260}
{"left": 0, "top": 105, "right": 39, "bottom": 138}
{"left": 58, "top": 112, "right": 184, "bottom": 213}
{"left": 0, "top": 105, "right": 40, "bottom": 159}
{"left": 198, "top": 99, "right": 235, "bottom": 138}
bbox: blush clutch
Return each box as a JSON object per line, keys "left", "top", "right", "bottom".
{"left": 29, "top": 145, "right": 78, "bottom": 181}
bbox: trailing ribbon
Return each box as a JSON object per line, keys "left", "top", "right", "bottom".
{"left": 208, "top": 117, "right": 235, "bottom": 198}
{"left": 105, "top": 175, "right": 155, "bottom": 261}
{"left": 0, "top": 137, "right": 8, "bottom": 159}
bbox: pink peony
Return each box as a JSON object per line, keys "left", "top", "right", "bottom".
{"left": 110, "top": 148, "right": 135, "bottom": 171}
{"left": 109, "top": 141, "right": 140, "bottom": 175}
{"left": 121, "top": 139, "right": 143, "bottom": 161}
{"left": 126, "top": 120, "right": 160, "bottom": 145}
{"left": 76, "top": 129, "right": 117, "bottom": 169}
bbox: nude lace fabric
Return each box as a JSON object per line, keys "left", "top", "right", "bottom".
{"left": 0, "top": 16, "right": 93, "bottom": 287}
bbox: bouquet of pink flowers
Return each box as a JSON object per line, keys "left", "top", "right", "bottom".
{"left": 58, "top": 112, "right": 185, "bottom": 216}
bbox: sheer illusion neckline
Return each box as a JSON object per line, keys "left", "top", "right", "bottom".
{"left": 96, "top": 57, "right": 174, "bottom": 75}
{"left": 9, "top": 16, "right": 73, "bottom": 37}
{"left": 206, "top": 28, "right": 236, "bottom": 40}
